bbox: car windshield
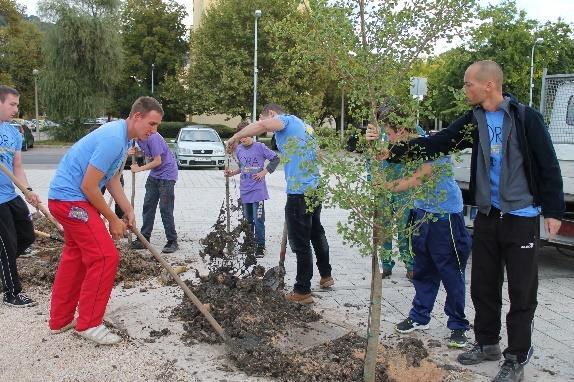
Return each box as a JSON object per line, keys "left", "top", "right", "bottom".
{"left": 179, "top": 130, "right": 219, "bottom": 142}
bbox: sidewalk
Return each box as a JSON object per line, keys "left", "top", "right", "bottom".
{"left": 2, "top": 167, "right": 573, "bottom": 381}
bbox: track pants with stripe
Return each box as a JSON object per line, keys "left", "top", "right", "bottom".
{"left": 408, "top": 209, "right": 472, "bottom": 330}
{"left": 48, "top": 200, "right": 119, "bottom": 332}
{"left": 0, "top": 196, "right": 35, "bottom": 297}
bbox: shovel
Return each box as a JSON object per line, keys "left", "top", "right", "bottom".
{"left": 263, "top": 221, "right": 287, "bottom": 290}
{"left": 130, "top": 226, "right": 227, "bottom": 341}
{"left": 0, "top": 162, "right": 63, "bottom": 232}
{"left": 34, "top": 229, "right": 63, "bottom": 242}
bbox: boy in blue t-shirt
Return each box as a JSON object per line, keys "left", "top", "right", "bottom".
{"left": 226, "top": 104, "right": 333, "bottom": 305}
{"left": 0, "top": 85, "right": 43, "bottom": 308}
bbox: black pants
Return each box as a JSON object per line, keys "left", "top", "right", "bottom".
{"left": 101, "top": 174, "right": 125, "bottom": 219}
{"left": 285, "top": 194, "right": 331, "bottom": 294}
{"left": 0, "top": 196, "right": 35, "bottom": 296}
{"left": 471, "top": 208, "right": 539, "bottom": 363}
{"left": 141, "top": 176, "right": 177, "bottom": 242}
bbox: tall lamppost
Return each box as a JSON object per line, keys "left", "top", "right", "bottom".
{"left": 253, "top": 10, "right": 262, "bottom": 125}
{"left": 529, "top": 37, "right": 544, "bottom": 107}
{"left": 32, "top": 69, "right": 40, "bottom": 140}
{"left": 151, "top": 63, "right": 155, "bottom": 94}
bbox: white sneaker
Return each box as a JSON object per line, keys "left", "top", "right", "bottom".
{"left": 51, "top": 318, "right": 77, "bottom": 334}
{"left": 75, "top": 324, "right": 122, "bottom": 345}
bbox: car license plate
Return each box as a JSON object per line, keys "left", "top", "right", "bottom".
{"left": 194, "top": 157, "right": 211, "bottom": 162}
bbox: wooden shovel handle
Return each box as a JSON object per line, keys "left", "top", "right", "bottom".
{"left": 0, "top": 162, "right": 63, "bottom": 232}
{"left": 130, "top": 227, "right": 227, "bottom": 340}
{"left": 279, "top": 221, "right": 288, "bottom": 267}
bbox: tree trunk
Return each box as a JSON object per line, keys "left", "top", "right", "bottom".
{"left": 363, "top": 207, "right": 382, "bottom": 382}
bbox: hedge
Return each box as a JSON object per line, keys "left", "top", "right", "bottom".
{"left": 159, "top": 122, "right": 236, "bottom": 139}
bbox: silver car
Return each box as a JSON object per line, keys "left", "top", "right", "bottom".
{"left": 174, "top": 126, "right": 226, "bottom": 169}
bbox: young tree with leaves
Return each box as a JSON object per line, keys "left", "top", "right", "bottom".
{"left": 276, "top": 0, "right": 477, "bottom": 380}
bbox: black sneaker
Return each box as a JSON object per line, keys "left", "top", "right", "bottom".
{"left": 492, "top": 355, "right": 524, "bottom": 382}
{"left": 449, "top": 329, "right": 468, "bottom": 349}
{"left": 255, "top": 245, "right": 266, "bottom": 258}
{"left": 457, "top": 342, "right": 502, "bottom": 365}
{"left": 131, "top": 238, "right": 147, "bottom": 250}
{"left": 3, "top": 292, "right": 38, "bottom": 308}
{"left": 382, "top": 268, "right": 392, "bottom": 279}
{"left": 162, "top": 240, "right": 179, "bottom": 254}
{"left": 395, "top": 317, "right": 429, "bottom": 334}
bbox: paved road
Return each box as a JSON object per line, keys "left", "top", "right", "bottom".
{"left": 21, "top": 146, "right": 67, "bottom": 168}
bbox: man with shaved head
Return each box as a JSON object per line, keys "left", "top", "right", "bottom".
{"left": 371, "top": 60, "right": 564, "bottom": 382}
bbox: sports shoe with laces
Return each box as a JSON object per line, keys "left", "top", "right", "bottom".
{"left": 492, "top": 355, "right": 524, "bottom": 382}
{"left": 75, "top": 324, "right": 122, "bottom": 345}
{"left": 457, "top": 342, "right": 502, "bottom": 365}
{"left": 162, "top": 240, "right": 179, "bottom": 253}
{"left": 319, "top": 276, "right": 334, "bottom": 289}
{"left": 3, "top": 292, "right": 38, "bottom": 308}
{"left": 255, "top": 245, "right": 266, "bottom": 258}
{"left": 130, "top": 238, "right": 147, "bottom": 250}
{"left": 395, "top": 317, "right": 429, "bottom": 333}
{"left": 381, "top": 268, "right": 392, "bottom": 279}
{"left": 448, "top": 329, "right": 468, "bottom": 348}
{"left": 285, "top": 291, "right": 313, "bottom": 305}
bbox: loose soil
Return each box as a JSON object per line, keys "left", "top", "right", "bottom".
{"left": 173, "top": 200, "right": 440, "bottom": 382}
{"left": 17, "top": 213, "right": 160, "bottom": 287}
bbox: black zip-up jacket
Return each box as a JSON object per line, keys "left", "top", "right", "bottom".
{"left": 389, "top": 94, "right": 565, "bottom": 219}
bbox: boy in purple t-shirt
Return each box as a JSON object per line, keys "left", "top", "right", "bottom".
{"left": 129, "top": 132, "right": 179, "bottom": 253}
{"left": 224, "top": 121, "right": 280, "bottom": 257}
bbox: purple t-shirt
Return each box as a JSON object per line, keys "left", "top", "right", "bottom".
{"left": 137, "top": 132, "right": 178, "bottom": 181}
{"left": 236, "top": 142, "right": 277, "bottom": 203}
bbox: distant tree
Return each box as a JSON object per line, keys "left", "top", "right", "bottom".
{"left": 38, "top": 0, "right": 123, "bottom": 122}
{"left": 181, "top": 0, "right": 339, "bottom": 122}
{"left": 425, "top": 0, "right": 574, "bottom": 121}
{"left": 113, "top": 0, "right": 188, "bottom": 120}
{"left": 0, "top": 0, "right": 43, "bottom": 117}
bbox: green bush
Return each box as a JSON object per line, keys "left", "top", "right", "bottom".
{"left": 49, "top": 122, "right": 88, "bottom": 142}
{"left": 159, "top": 122, "right": 236, "bottom": 139}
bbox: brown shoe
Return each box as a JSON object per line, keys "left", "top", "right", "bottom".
{"left": 406, "top": 270, "right": 413, "bottom": 281}
{"left": 286, "top": 291, "right": 314, "bottom": 304}
{"left": 319, "top": 276, "right": 334, "bottom": 289}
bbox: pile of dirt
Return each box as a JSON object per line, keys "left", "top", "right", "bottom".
{"left": 173, "top": 270, "right": 320, "bottom": 344}
{"left": 174, "top": 194, "right": 440, "bottom": 381}
{"left": 17, "top": 213, "right": 160, "bottom": 287}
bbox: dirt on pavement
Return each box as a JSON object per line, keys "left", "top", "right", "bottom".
{"left": 17, "top": 213, "right": 161, "bottom": 287}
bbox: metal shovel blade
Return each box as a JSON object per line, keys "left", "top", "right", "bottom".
{"left": 263, "top": 264, "right": 286, "bottom": 290}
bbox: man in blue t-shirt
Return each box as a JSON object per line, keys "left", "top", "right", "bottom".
{"left": 227, "top": 103, "right": 332, "bottom": 304}
{"left": 47, "top": 97, "right": 163, "bottom": 345}
{"left": 0, "top": 85, "right": 43, "bottom": 308}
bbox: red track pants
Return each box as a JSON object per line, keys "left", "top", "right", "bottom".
{"left": 48, "top": 200, "right": 119, "bottom": 332}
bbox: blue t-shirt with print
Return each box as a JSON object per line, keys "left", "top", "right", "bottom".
{"left": 414, "top": 156, "right": 463, "bottom": 214}
{"left": 49, "top": 120, "right": 129, "bottom": 201}
{"left": 486, "top": 110, "right": 538, "bottom": 217}
{"left": 273, "top": 115, "right": 320, "bottom": 194}
{"left": 0, "top": 122, "right": 23, "bottom": 204}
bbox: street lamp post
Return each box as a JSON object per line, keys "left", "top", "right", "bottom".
{"left": 529, "top": 37, "right": 544, "bottom": 107}
{"left": 253, "top": 10, "right": 262, "bottom": 126}
{"left": 151, "top": 63, "right": 155, "bottom": 94}
{"left": 32, "top": 69, "right": 39, "bottom": 140}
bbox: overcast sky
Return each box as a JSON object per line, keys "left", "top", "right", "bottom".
{"left": 15, "top": 0, "right": 574, "bottom": 34}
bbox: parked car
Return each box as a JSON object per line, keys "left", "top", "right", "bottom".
{"left": 173, "top": 126, "right": 226, "bottom": 169}
{"left": 10, "top": 121, "right": 34, "bottom": 151}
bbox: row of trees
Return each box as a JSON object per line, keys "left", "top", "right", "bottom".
{"left": 169, "top": 0, "right": 574, "bottom": 127}
{"left": 0, "top": 0, "right": 189, "bottom": 121}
